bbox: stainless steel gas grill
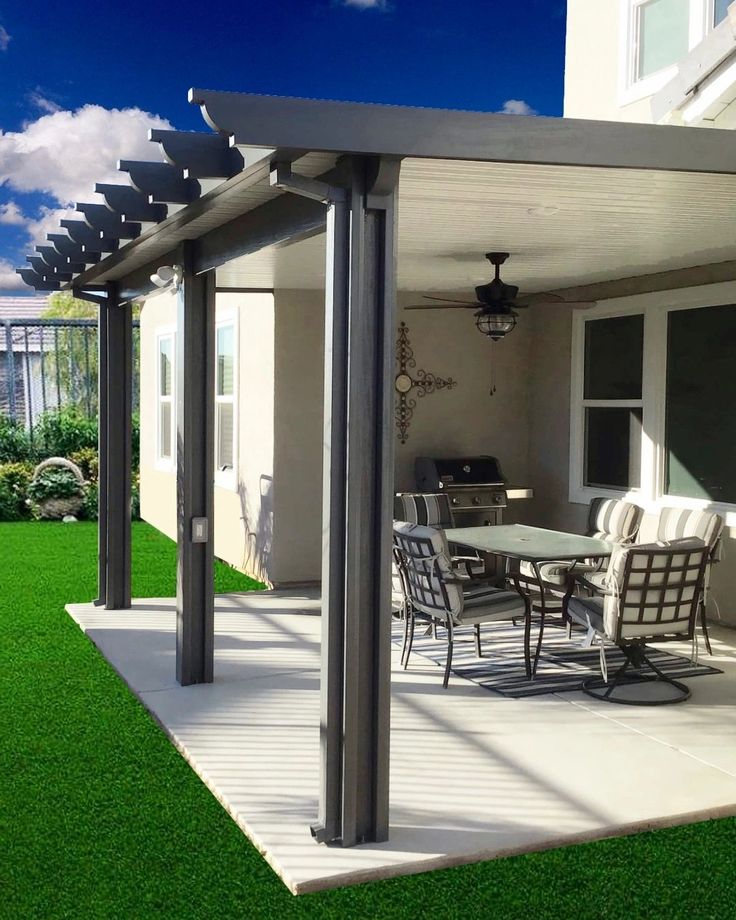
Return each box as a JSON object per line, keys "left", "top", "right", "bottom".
{"left": 415, "top": 455, "right": 532, "bottom": 527}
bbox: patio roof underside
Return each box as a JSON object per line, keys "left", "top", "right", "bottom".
{"left": 215, "top": 157, "right": 736, "bottom": 295}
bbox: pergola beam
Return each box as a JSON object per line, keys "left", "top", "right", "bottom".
{"left": 150, "top": 128, "right": 244, "bottom": 179}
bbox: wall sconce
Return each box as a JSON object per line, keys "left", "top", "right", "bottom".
{"left": 150, "top": 264, "right": 182, "bottom": 292}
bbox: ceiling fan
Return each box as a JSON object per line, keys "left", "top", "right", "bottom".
{"left": 406, "top": 252, "right": 596, "bottom": 340}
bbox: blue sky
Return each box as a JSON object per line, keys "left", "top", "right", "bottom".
{"left": 0, "top": 0, "right": 567, "bottom": 292}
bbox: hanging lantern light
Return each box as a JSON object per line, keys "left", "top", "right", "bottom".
{"left": 474, "top": 309, "right": 517, "bottom": 341}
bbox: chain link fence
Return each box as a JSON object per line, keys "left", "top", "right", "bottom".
{"left": 1, "top": 319, "right": 140, "bottom": 448}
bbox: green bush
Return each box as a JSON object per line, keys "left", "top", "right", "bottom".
{"left": 35, "top": 408, "right": 97, "bottom": 459}
{"left": 69, "top": 447, "right": 99, "bottom": 483}
{"left": 0, "top": 461, "right": 33, "bottom": 521}
{"left": 0, "top": 415, "right": 31, "bottom": 463}
{"left": 80, "top": 480, "right": 99, "bottom": 520}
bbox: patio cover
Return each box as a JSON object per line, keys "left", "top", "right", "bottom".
{"left": 17, "top": 90, "right": 736, "bottom": 849}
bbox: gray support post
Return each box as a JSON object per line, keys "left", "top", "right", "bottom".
{"left": 95, "top": 301, "right": 109, "bottom": 605}
{"left": 175, "top": 241, "right": 216, "bottom": 686}
{"left": 314, "top": 155, "right": 400, "bottom": 847}
{"left": 104, "top": 281, "right": 133, "bottom": 609}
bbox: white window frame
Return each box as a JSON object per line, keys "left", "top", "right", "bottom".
{"left": 155, "top": 326, "right": 176, "bottom": 471}
{"left": 214, "top": 309, "right": 238, "bottom": 491}
{"left": 619, "top": 0, "right": 715, "bottom": 106}
{"left": 570, "top": 287, "right": 736, "bottom": 526}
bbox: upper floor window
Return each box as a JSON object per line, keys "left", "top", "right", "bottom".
{"left": 622, "top": 0, "right": 726, "bottom": 102}
{"left": 215, "top": 315, "right": 237, "bottom": 489}
{"left": 635, "top": 0, "right": 690, "bottom": 79}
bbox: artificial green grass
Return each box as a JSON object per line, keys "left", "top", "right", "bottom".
{"left": 1, "top": 521, "right": 735, "bottom": 919}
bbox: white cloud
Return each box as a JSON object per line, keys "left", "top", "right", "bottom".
{"left": 0, "top": 258, "right": 25, "bottom": 290}
{"left": 0, "top": 103, "right": 172, "bottom": 208}
{"left": 27, "top": 91, "right": 62, "bottom": 114}
{"left": 342, "top": 0, "right": 387, "bottom": 8}
{"left": 0, "top": 25, "right": 10, "bottom": 51}
{"left": 0, "top": 200, "right": 26, "bottom": 225}
{"left": 499, "top": 99, "right": 538, "bottom": 116}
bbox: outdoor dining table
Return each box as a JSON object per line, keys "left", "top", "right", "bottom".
{"left": 443, "top": 524, "right": 619, "bottom": 669}
{"left": 444, "top": 523, "right": 617, "bottom": 618}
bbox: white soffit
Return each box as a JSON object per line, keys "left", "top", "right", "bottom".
{"left": 217, "top": 157, "right": 736, "bottom": 293}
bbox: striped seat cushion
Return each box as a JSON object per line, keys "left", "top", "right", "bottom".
{"left": 519, "top": 559, "right": 598, "bottom": 587}
{"left": 459, "top": 584, "right": 527, "bottom": 625}
{"left": 655, "top": 507, "right": 724, "bottom": 557}
{"left": 588, "top": 497, "right": 643, "bottom": 544}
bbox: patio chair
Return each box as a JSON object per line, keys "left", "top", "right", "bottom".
{"left": 520, "top": 497, "right": 643, "bottom": 591}
{"left": 564, "top": 538, "right": 709, "bottom": 705}
{"left": 394, "top": 492, "right": 486, "bottom": 578}
{"left": 649, "top": 507, "right": 724, "bottom": 655}
{"left": 393, "top": 521, "right": 532, "bottom": 688}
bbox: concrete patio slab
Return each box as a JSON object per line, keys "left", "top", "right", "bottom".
{"left": 67, "top": 592, "right": 736, "bottom": 894}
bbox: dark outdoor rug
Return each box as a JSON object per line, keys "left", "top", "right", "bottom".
{"left": 392, "top": 619, "right": 722, "bottom": 698}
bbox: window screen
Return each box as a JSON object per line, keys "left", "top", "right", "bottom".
{"left": 585, "top": 407, "right": 643, "bottom": 490}
{"left": 584, "top": 314, "right": 644, "bottom": 399}
{"left": 637, "top": 0, "right": 690, "bottom": 79}
{"left": 665, "top": 304, "right": 736, "bottom": 503}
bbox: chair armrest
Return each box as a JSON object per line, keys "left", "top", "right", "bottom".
{"left": 572, "top": 572, "right": 616, "bottom": 596}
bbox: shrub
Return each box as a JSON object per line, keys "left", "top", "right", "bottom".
{"left": 27, "top": 468, "right": 86, "bottom": 503}
{"left": 0, "top": 415, "right": 31, "bottom": 463}
{"left": 0, "top": 461, "right": 34, "bottom": 521}
{"left": 80, "top": 480, "right": 99, "bottom": 521}
{"left": 35, "top": 408, "right": 97, "bottom": 459}
{"left": 69, "top": 447, "right": 99, "bottom": 483}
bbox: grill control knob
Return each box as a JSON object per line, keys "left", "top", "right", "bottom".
{"left": 472, "top": 496, "right": 481, "bottom": 505}
{"left": 494, "top": 494, "right": 504, "bottom": 504}
{"left": 451, "top": 497, "right": 460, "bottom": 505}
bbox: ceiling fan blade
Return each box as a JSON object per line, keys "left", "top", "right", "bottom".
{"left": 405, "top": 302, "right": 481, "bottom": 310}
{"left": 516, "top": 291, "right": 598, "bottom": 310}
{"left": 422, "top": 294, "right": 478, "bottom": 305}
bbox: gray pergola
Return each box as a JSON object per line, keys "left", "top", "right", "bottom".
{"left": 18, "top": 91, "right": 736, "bottom": 848}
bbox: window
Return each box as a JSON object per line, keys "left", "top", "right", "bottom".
{"left": 621, "top": 0, "right": 725, "bottom": 103}
{"left": 570, "top": 298, "right": 736, "bottom": 523}
{"left": 714, "top": 0, "right": 730, "bottom": 23}
{"left": 581, "top": 315, "right": 644, "bottom": 490}
{"left": 665, "top": 304, "right": 736, "bottom": 503}
{"left": 157, "top": 332, "right": 175, "bottom": 466}
{"left": 635, "top": 0, "right": 690, "bottom": 79}
{"left": 215, "top": 317, "right": 237, "bottom": 488}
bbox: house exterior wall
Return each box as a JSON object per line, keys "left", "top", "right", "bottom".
{"left": 564, "top": 0, "right": 656, "bottom": 122}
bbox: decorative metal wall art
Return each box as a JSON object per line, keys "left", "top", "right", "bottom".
{"left": 394, "top": 321, "right": 457, "bottom": 443}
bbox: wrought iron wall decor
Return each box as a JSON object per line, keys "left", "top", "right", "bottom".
{"left": 394, "top": 321, "right": 457, "bottom": 443}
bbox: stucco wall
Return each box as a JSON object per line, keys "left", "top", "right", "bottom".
{"left": 139, "top": 291, "right": 276, "bottom": 582}
{"left": 527, "top": 294, "right": 736, "bottom": 627}
{"left": 564, "top": 0, "right": 657, "bottom": 123}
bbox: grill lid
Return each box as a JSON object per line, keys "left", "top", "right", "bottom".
{"left": 415, "top": 455, "right": 507, "bottom": 489}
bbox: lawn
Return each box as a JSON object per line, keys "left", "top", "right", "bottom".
{"left": 2, "top": 521, "right": 735, "bottom": 919}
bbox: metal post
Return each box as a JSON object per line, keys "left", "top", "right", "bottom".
{"left": 95, "top": 301, "right": 109, "bottom": 606}
{"left": 175, "top": 241, "right": 216, "bottom": 686}
{"left": 3, "top": 322, "right": 16, "bottom": 422}
{"left": 313, "top": 155, "right": 400, "bottom": 847}
{"left": 104, "top": 282, "right": 132, "bottom": 609}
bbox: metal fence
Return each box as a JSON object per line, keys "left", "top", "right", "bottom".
{"left": 1, "top": 319, "right": 140, "bottom": 439}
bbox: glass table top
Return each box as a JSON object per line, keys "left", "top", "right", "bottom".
{"left": 444, "top": 524, "right": 616, "bottom": 562}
